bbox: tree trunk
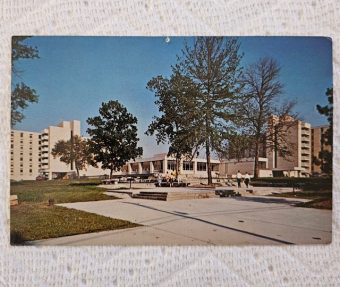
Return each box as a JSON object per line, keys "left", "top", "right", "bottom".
{"left": 253, "top": 140, "right": 259, "bottom": 179}
{"left": 110, "top": 169, "right": 113, "bottom": 179}
{"left": 76, "top": 167, "right": 80, "bottom": 178}
{"left": 175, "top": 153, "right": 180, "bottom": 180}
{"left": 206, "top": 140, "right": 212, "bottom": 185}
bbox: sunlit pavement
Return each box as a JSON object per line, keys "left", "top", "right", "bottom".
{"left": 32, "top": 196, "right": 331, "bottom": 246}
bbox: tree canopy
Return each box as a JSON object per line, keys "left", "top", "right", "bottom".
{"left": 51, "top": 135, "right": 93, "bottom": 177}
{"left": 87, "top": 100, "right": 143, "bottom": 178}
{"left": 314, "top": 87, "right": 333, "bottom": 174}
{"left": 239, "top": 57, "right": 296, "bottom": 177}
{"left": 173, "top": 37, "right": 243, "bottom": 184}
{"left": 11, "top": 36, "right": 39, "bottom": 126}
{"left": 146, "top": 72, "right": 202, "bottom": 178}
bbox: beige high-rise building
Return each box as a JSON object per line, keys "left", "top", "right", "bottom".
{"left": 10, "top": 130, "right": 41, "bottom": 181}
{"left": 11, "top": 120, "right": 82, "bottom": 181}
{"left": 40, "top": 120, "right": 81, "bottom": 179}
{"left": 10, "top": 120, "right": 118, "bottom": 181}
{"left": 267, "top": 119, "right": 311, "bottom": 176}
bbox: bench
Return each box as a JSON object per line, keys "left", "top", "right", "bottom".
{"left": 215, "top": 189, "right": 241, "bottom": 197}
{"left": 101, "top": 179, "right": 119, "bottom": 185}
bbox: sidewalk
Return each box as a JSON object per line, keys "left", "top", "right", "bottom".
{"left": 32, "top": 196, "right": 331, "bottom": 246}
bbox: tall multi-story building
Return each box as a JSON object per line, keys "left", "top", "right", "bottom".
{"left": 311, "top": 125, "right": 331, "bottom": 174}
{"left": 11, "top": 120, "right": 82, "bottom": 181}
{"left": 40, "top": 120, "right": 81, "bottom": 179}
{"left": 10, "top": 130, "right": 41, "bottom": 181}
{"left": 267, "top": 119, "right": 311, "bottom": 177}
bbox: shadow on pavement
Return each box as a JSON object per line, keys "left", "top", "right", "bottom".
{"left": 122, "top": 201, "right": 294, "bottom": 245}
{"left": 233, "top": 196, "right": 304, "bottom": 205}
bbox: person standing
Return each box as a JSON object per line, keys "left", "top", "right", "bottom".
{"left": 236, "top": 170, "right": 242, "bottom": 188}
{"left": 157, "top": 174, "right": 162, "bottom": 187}
{"left": 244, "top": 172, "right": 250, "bottom": 188}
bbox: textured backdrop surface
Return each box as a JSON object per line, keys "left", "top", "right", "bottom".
{"left": 0, "top": 1, "right": 339, "bottom": 286}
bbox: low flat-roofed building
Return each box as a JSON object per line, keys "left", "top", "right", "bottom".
{"left": 122, "top": 153, "right": 220, "bottom": 178}
{"left": 219, "top": 157, "right": 268, "bottom": 178}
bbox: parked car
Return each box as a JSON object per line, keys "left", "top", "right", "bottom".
{"left": 36, "top": 175, "right": 48, "bottom": 181}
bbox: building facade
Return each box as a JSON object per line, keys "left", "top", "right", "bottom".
{"left": 11, "top": 119, "right": 330, "bottom": 181}
{"left": 267, "top": 120, "right": 311, "bottom": 177}
{"left": 10, "top": 130, "right": 41, "bottom": 181}
{"left": 10, "top": 120, "right": 219, "bottom": 181}
{"left": 40, "top": 120, "right": 81, "bottom": 179}
{"left": 121, "top": 153, "right": 220, "bottom": 179}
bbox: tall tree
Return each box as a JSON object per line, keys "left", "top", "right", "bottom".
{"left": 11, "top": 36, "right": 39, "bottom": 126}
{"left": 240, "top": 57, "right": 296, "bottom": 178}
{"left": 314, "top": 87, "right": 333, "bottom": 174}
{"left": 51, "top": 135, "right": 94, "bottom": 178}
{"left": 87, "top": 100, "right": 143, "bottom": 178}
{"left": 174, "top": 37, "right": 243, "bottom": 184}
{"left": 146, "top": 73, "right": 202, "bottom": 178}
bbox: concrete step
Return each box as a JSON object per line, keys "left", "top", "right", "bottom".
{"left": 132, "top": 194, "right": 167, "bottom": 201}
{"left": 167, "top": 191, "right": 218, "bottom": 201}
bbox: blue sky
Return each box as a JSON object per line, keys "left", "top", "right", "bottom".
{"left": 13, "top": 36, "right": 332, "bottom": 157}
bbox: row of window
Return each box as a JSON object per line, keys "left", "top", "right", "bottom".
{"left": 166, "top": 161, "right": 208, "bottom": 171}
{"left": 10, "top": 169, "right": 34, "bottom": 174}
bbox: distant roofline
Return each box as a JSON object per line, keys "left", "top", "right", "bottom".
{"left": 311, "top": 124, "right": 330, "bottom": 129}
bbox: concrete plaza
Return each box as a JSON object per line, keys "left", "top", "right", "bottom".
{"left": 32, "top": 193, "right": 331, "bottom": 246}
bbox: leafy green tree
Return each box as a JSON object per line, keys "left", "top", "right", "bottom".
{"left": 11, "top": 36, "right": 39, "bottom": 126}
{"left": 174, "top": 37, "right": 243, "bottom": 184}
{"left": 314, "top": 87, "right": 333, "bottom": 174}
{"left": 239, "top": 57, "right": 297, "bottom": 178}
{"left": 87, "top": 100, "right": 143, "bottom": 178}
{"left": 51, "top": 135, "right": 94, "bottom": 177}
{"left": 146, "top": 73, "right": 202, "bottom": 178}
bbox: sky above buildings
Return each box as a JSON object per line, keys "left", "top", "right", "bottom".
{"left": 13, "top": 36, "right": 333, "bottom": 157}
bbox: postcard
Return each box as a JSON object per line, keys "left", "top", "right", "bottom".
{"left": 10, "top": 36, "right": 332, "bottom": 246}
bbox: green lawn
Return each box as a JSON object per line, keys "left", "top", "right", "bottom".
{"left": 10, "top": 179, "right": 114, "bottom": 203}
{"left": 270, "top": 190, "right": 332, "bottom": 210}
{"left": 10, "top": 179, "right": 139, "bottom": 244}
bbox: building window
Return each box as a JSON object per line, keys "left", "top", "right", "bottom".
{"left": 29, "top": 153, "right": 32, "bottom": 156}
{"left": 20, "top": 169, "right": 23, "bottom": 173}
{"left": 29, "top": 158, "right": 32, "bottom": 162}
{"left": 20, "top": 133, "right": 23, "bottom": 137}
{"left": 29, "top": 169, "right": 32, "bottom": 173}
{"left": 29, "top": 134, "right": 32, "bottom": 138}
{"left": 197, "top": 162, "right": 207, "bottom": 171}
{"left": 20, "top": 158, "right": 23, "bottom": 161}
{"left": 167, "top": 160, "right": 176, "bottom": 171}
{"left": 11, "top": 144, "right": 13, "bottom": 149}
{"left": 20, "top": 141, "right": 23, "bottom": 144}
{"left": 11, "top": 151, "right": 13, "bottom": 155}
{"left": 182, "top": 161, "right": 193, "bottom": 171}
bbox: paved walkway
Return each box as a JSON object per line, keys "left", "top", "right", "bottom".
{"left": 32, "top": 195, "right": 332, "bottom": 246}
